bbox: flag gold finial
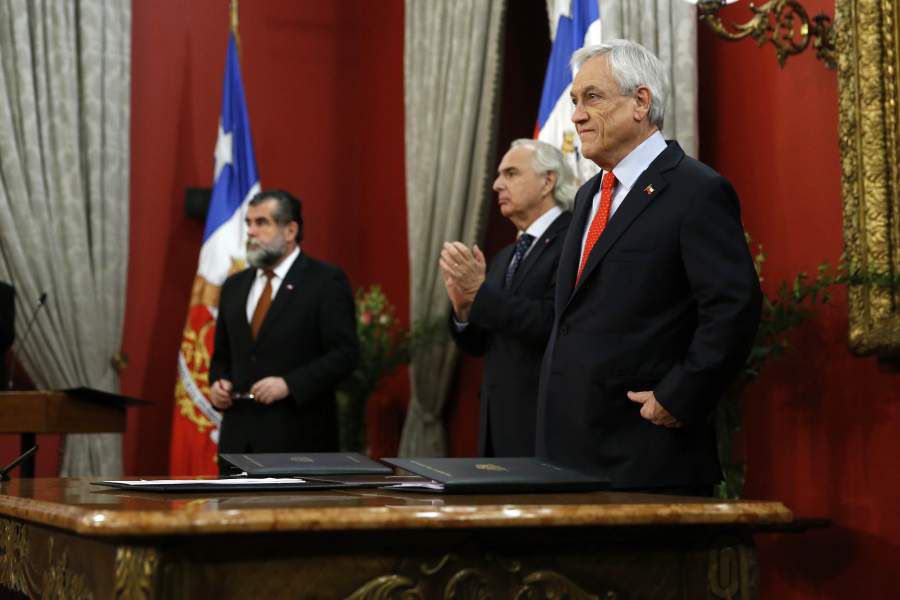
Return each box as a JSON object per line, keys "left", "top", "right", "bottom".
{"left": 230, "top": 0, "right": 240, "bottom": 54}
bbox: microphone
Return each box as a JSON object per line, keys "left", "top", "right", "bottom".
{"left": 5, "top": 292, "right": 47, "bottom": 390}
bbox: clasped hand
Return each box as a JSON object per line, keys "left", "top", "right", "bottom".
{"left": 439, "top": 241, "right": 486, "bottom": 321}
{"left": 209, "top": 377, "right": 289, "bottom": 409}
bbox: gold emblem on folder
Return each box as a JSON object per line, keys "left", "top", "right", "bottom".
{"left": 475, "top": 463, "right": 508, "bottom": 472}
{"left": 290, "top": 456, "right": 314, "bottom": 463}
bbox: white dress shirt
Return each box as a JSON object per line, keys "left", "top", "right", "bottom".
{"left": 245, "top": 245, "right": 301, "bottom": 323}
{"left": 579, "top": 131, "right": 667, "bottom": 257}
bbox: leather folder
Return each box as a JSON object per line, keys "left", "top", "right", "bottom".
{"left": 219, "top": 452, "right": 392, "bottom": 476}
{"left": 381, "top": 457, "right": 609, "bottom": 493}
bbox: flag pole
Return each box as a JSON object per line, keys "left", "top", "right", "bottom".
{"left": 230, "top": 0, "right": 240, "bottom": 56}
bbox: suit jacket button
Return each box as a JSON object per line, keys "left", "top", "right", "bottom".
{"left": 560, "top": 325, "right": 569, "bottom": 336}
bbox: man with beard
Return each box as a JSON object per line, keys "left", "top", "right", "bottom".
{"left": 209, "top": 189, "right": 358, "bottom": 467}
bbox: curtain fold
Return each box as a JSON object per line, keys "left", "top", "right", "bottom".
{"left": 598, "top": 0, "right": 698, "bottom": 156}
{"left": 0, "top": 0, "right": 130, "bottom": 477}
{"left": 399, "top": 0, "right": 506, "bottom": 457}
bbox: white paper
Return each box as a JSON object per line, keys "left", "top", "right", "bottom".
{"left": 99, "top": 478, "right": 307, "bottom": 486}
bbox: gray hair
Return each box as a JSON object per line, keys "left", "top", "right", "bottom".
{"left": 509, "top": 138, "right": 577, "bottom": 208}
{"left": 570, "top": 39, "right": 669, "bottom": 130}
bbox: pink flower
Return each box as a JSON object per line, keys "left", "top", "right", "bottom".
{"left": 360, "top": 311, "right": 373, "bottom": 325}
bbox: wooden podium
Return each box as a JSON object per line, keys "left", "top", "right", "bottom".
{"left": 0, "top": 389, "right": 144, "bottom": 476}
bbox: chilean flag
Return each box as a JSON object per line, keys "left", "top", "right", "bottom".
{"left": 536, "top": 0, "right": 603, "bottom": 185}
{"left": 169, "top": 33, "right": 260, "bottom": 475}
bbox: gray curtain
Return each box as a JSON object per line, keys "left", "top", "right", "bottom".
{"left": 599, "top": 0, "right": 698, "bottom": 156}
{"left": 0, "top": 1, "right": 131, "bottom": 477}
{"left": 399, "top": 0, "right": 506, "bottom": 457}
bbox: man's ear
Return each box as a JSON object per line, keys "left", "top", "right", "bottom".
{"left": 633, "top": 85, "right": 652, "bottom": 122}
{"left": 543, "top": 170, "right": 558, "bottom": 197}
{"left": 285, "top": 221, "right": 299, "bottom": 241}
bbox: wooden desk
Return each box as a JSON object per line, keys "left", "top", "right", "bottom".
{"left": 0, "top": 478, "right": 792, "bottom": 599}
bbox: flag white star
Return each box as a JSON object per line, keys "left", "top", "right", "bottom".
{"left": 213, "top": 120, "right": 233, "bottom": 181}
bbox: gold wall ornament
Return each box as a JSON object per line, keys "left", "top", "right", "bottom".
{"left": 114, "top": 546, "right": 159, "bottom": 600}
{"left": 698, "top": 0, "right": 836, "bottom": 69}
{"left": 837, "top": 0, "right": 900, "bottom": 355}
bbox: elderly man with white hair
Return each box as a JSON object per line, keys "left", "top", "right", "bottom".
{"left": 536, "top": 40, "right": 762, "bottom": 496}
{"left": 441, "top": 138, "right": 575, "bottom": 457}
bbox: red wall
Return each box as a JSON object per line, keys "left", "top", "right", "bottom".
{"left": 699, "top": 1, "right": 900, "bottom": 596}
{"left": 124, "top": 0, "right": 407, "bottom": 475}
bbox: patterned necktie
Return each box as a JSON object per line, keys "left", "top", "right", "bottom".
{"left": 576, "top": 172, "right": 617, "bottom": 284}
{"left": 250, "top": 269, "right": 275, "bottom": 339}
{"left": 505, "top": 233, "right": 535, "bottom": 289}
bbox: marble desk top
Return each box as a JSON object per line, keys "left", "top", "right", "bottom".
{"left": 0, "top": 478, "right": 793, "bottom": 537}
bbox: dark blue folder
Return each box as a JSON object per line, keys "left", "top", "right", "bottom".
{"left": 381, "top": 457, "right": 609, "bottom": 493}
{"left": 219, "top": 452, "right": 392, "bottom": 476}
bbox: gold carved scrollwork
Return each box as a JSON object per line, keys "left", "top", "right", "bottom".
{"left": 42, "top": 538, "right": 93, "bottom": 600}
{"left": 698, "top": 0, "right": 836, "bottom": 69}
{"left": 0, "top": 520, "right": 34, "bottom": 595}
{"left": 837, "top": 0, "right": 900, "bottom": 355}
{"left": 344, "top": 575, "right": 424, "bottom": 600}
{"left": 347, "top": 553, "right": 614, "bottom": 600}
{"left": 444, "top": 568, "right": 491, "bottom": 600}
{"left": 514, "top": 571, "right": 609, "bottom": 600}
{"left": 115, "top": 546, "right": 159, "bottom": 600}
{"left": 708, "top": 542, "right": 753, "bottom": 600}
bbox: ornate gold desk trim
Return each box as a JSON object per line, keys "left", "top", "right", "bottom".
{"left": 115, "top": 546, "right": 159, "bottom": 600}
{"left": 699, "top": 0, "right": 836, "bottom": 69}
{"left": 837, "top": 0, "right": 900, "bottom": 355}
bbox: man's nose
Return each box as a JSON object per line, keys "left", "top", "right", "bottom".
{"left": 492, "top": 175, "right": 503, "bottom": 192}
{"left": 572, "top": 101, "right": 587, "bottom": 124}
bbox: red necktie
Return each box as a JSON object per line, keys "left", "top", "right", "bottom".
{"left": 250, "top": 270, "right": 275, "bottom": 339}
{"left": 576, "top": 172, "right": 617, "bottom": 284}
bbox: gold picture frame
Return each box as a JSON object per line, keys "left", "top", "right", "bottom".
{"left": 837, "top": 0, "right": 900, "bottom": 355}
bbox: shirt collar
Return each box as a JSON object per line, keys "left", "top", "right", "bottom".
{"left": 258, "top": 245, "right": 301, "bottom": 280}
{"left": 523, "top": 205, "right": 562, "bottom": 240}
{"left": 610, "top": 130, "right": 667, "bottom": 191}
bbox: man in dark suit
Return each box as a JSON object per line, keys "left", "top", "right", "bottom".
{"left": 0, "top": 282, "right": 13, "bottom": 388}
{"left": 537, "top": 40, "right": 762, "bottom": 495}
{"left": 209, "top": 190, "right": 359, "bottom": 465}
{"left": 441, "top": 139, "right": 574, "bottom": 456}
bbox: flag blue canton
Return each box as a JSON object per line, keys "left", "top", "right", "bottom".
{"left": 536, "top": 0, "right": 600, "bottom": 130}
{"left": 203, "top": 34, "right": 260, "bottom": 243}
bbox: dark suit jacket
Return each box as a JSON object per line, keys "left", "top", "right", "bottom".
{"left": 452, "top": 211, "right": 571, "bottom": 457}
{"left": 210, "top": 253, "right": 359, "bottom": 455}
{"left": 537, "top": 141, "right": 762, "bottom": 489}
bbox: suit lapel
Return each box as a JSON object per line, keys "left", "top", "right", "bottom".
{"left": 510, "top": 211, "right": 571, "bottom": 293}
{"left": 490, "top": 245, "right": 514, "bottom": 288}
{"left": 556, "top": 174, "right": 601, "bottom": 314}
{"left": 233, "top": 269, "right": 256, "bottom": 349}
{"left": 255, "top": 253, "right": 306, "bottom": 345}
{"left": 564, "top": 141, "right": 685, "bottom": 309}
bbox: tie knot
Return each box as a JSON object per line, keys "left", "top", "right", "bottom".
{"left": 262, "top": 269, "right": 275, "bottom": 280}
{"left": 602, "top": 171, "right": 617, "bottom": 191}
{"left": 516, "top": 233, "right": 535, "bottom": 250}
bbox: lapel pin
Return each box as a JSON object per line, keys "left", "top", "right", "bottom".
{"left": 643, "top": 184, "right": 655, "bottom": 195}
{"left": 285, "top": 283, "right": 294, "bottom": 291}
